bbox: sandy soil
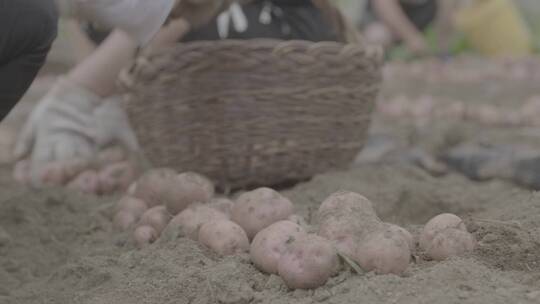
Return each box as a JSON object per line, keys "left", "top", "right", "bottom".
{"left": 1, "top": 56, "right": 540, "bottom": 304}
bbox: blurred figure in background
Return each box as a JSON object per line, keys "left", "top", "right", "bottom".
{"left": 361, "top": 0, "right": 457, "bottom": 56}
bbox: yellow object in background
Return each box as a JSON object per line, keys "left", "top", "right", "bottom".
{"left": 456, "top": 0, "right": 533, "bottom": 57}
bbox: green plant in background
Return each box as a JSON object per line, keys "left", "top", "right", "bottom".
{"left": 387, "top": 27, "right": 470, "bottom": 62}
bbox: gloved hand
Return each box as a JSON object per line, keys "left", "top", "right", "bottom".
{"left": 14, "top": 77, "right": 100, "bottom": 186}
{"left": 13, "top": 78, "right": 139, "bottom": 187}
{"left": 93, "top": 96, "right": 139, "bottom": 152}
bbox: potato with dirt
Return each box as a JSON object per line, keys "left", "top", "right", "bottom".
{"left": 354, "top": 226, "right": 412, "bottom": 275}
{"left": 198, "top": 219, "right": 250, "bottom": 256}
{"left": 98, "top": 161, "right": 139, "bottom": 194}
{"left": 318, "top": 216, "right": 365, "bottom": 258}
{"left": 116, "top": 196, "right": 148, "bottom": 216}
{"left": 419, "top": 213, "right": 467, "bottom": 251}
{"left": 250, "top": 220, "right": 307, "bottom": 274}
{"left": 114, "top": 211, "right": 139, "bottom": 231}
{"left": 134, "top": 225, "right": 159, "bottom": 249}
{"left": 385, "top": 223, "right": 414, "bottom": 250}
{"left": 166, "top": 172, "right": 215, "bottom": 214}
{"left": 133, "top": 169, "right": 214, "bottom": 213}
{"left": 169, "top": 204, "right": 228, "bottom": 240}
{"left": 317, "top": 191, "right": 382, "bottom": 257}
{"left": 425, "top": 228, "right": 476, "bottom": 261}
{"left": 132, "top": 168, "right": 179, "bottom": 207}
{"left": 277, "top": 234, "right": 340, "bottom": 290}
{"left": 208, "top": 197, "right": 235, "bottom": 218}
{"left": 113, "top": 196, "right": 148, "bottom": 231}
{"left": 317, "top": 190, "right": 379, "bottom": 220}
{"left": 138, "top": 206, "right": 171, "bottom": 234}
{"left": 67, "top": 170, "right": 100, "bottom": 195}
{"left": 231, "top": 188, "right": 294, "bottom": 239}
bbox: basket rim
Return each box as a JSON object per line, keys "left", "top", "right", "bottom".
{"left": 119, "top": 39, "right": 384, "bottom": 91}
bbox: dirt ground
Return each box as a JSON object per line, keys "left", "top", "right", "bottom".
{"left": 1, "top": 56, "right": 540, "bottom": 304}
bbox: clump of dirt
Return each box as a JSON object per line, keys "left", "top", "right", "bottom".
{"left": 2, "top": 163, "right": 540, "bottom": 304}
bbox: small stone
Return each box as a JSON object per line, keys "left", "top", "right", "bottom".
{"left": 313, "top": 289, "right": 332, "bottom": 302}
{"left": 481, "top": 233, "right": 498, "bottom": 243}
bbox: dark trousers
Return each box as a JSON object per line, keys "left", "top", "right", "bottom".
{"left": 84, "top": 0, "right": 339, "bottom": 45}
{"left": 0, "top": 0, "right": 58, "bottom": 122}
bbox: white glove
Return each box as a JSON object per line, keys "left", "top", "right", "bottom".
{"left": 93, "top": 96, "right": 139, "bottom": 151}
{"left": 14, "top": 78, "right": 139, "bottom": 187}
{"left": 55, "top": 0, "right": 176, "bottom": 44}
{"left": 14, "top": 77, "right": 100, "bottom": 186}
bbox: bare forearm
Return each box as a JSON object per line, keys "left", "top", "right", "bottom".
{"left": 68, "top": 29, "right": 137, "bottom": 97}
{"left": 434, "top": 0, "right": 457, "bottom": 51}
{"left": 67, "top": 20, "right": 190, "bottom": 98}
{"left": 372, "top": 0, "right": 424, "bottom": 42}
{"left": 54, "top": 0, "right": 176, "bottom": 44}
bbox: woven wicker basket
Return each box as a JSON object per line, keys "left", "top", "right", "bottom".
{"left": 121, "top": 39, "right": 383, "bottom": 190}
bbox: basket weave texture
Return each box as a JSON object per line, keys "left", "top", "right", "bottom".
{"left": 122, "top": 39, "right": 383, "bottom": 189}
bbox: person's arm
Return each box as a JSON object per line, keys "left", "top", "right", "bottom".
{"left": 55, "top": 0, "right": 176, "bottom": 45}
{"left": 434, "top": 0, "right": 458, "bottom": 55}
{"left": 70, "top": 18, "right": 191, "bottom": 97}
{"left": 14, "top": 15, "right": 191, "bottom": 187}
{"left": 68, "top": 29, "right": 137, "bottom": 97}
{"left": 371, "top": 0, "right": 428, "bottom": 54}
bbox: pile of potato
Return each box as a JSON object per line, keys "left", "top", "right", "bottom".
{"left": 114, "top": 168, "right": 476, "bottom": 290}
{"left": 13, "top": 146, "right": 140, "bottom": 195}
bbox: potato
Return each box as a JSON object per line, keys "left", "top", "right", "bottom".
{"left": 132, "top": 168, "right": 178, "bottom": 207}
{"left": 139, "top": 206, "right": 171, "bottom": 234}
{"left": 166, "top": 172, "right": 215, "bottom": 215}
{"left": 113, "top": 210, "right": 138, "bottom": 231}
{"left": 250, "top": 220, "right": 307, "bottom": 274}
{"left": 317, "top": 195, "right": 382, "bottom": 258}
{"left": 318, "top": 216, "right": 374, "bottom": 258}
{"left": 426, "top": 228, "right": 476, "bottom": 261}
{"left": 169, "top": 204, "right": 228, "bottom": 240}
{"left": 134, "top": 169, "right": 214, "bottom": 214}
{"left": 199, "top": 220, "right": 249, "bottom": 256}
{"left": 354, "top": 227, "right": 411, "bottom": 275}
{"left": 231, "top": 188, "right": 294, "bottom": 239}
{"left": 317, "top": 191, "right": 381, "bottom": 248}
{"left": 67, "top": 170, "right": 100, "bottom": 194}
{"left": 277, "top": 235, "right": 340, "bottom": 290}
{"left": 98, "top": 161, "right": 138, "bottom": 194}
{"left": 208, "top": 198, "right": 235, "bottom": 217}
{"left": 134, "top": 225, "right": 159, "bottom": 249}
{"left": 420, "top": 213, "right": 467, "bottom": 251}
{"left": 385, "top": 224, "right": 414, "bottom": 250}
{"left": 116, "top": 196, "right": 148, "bottom": 217}
{"left": 317, "top": 190, "right": 378, "bottom": 221}
{"left": 37, "top": 161, "right": 68, "bottom": 186}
